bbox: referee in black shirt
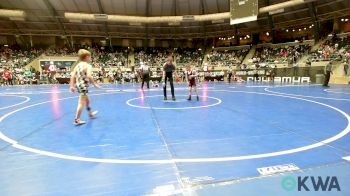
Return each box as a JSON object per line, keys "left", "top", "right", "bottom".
{"left": 162, "top": 56, "right": 176, "bottom": 101}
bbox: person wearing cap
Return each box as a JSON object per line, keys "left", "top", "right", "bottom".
{"left": 323, "top": 61, "right": 333, "bottom": 87}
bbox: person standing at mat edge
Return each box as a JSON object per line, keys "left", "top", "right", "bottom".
{"left": 70, "top": 49, "right": 100, "bottom": 125}
{"left": 140, "top": 61, "right": 150, "bottom": 89}
{"left": 323, "top": 61, "right": 333, "bottom": 87}
{"left": 163, "top": 55, "right": 176, "bottom": 101}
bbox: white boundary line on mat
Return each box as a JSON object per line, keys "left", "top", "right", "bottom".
{"left": 264, "top": 87, "right": 350, "bottom": 101}
{"left": 0, "top": 95, "right": 30, "bottom": 110}
{"left": 126, "top": 95, "right": 222, "bottom": 110}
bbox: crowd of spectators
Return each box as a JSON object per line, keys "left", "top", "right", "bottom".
{"left": 0, "top": 46, "right": 42, "bottom": 86}
{"left": 90, "top": 47, "right": 128, "bottom": 67}
{"left": 253, "top": 44, "right": 311, "bottom": 64}
{"left": 0, "top": 66, "right": 41, "bottom": 86}
{"left": 0, "top": 46, "right": 42, "bottom": 69}
{"left": 43, "top": 48, "right": 75, "bottom": 56}
{"left": 134, "top": 48, "right": 169, "bottom": 67}
{"left": 175, "top": 48, "right": 204, "bottom": 66}
{"left": 43, "top": 47, "right": 129, "bottom": 68}
{"left": 310, "top": 34, "right": 350, "bottom": 62}
{"left": 207, "top": 48, "right": 249, "bottom": 66}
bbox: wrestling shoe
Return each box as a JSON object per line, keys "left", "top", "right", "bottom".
{"left": 74, "top": 119, "right": 86, "bottom": 126}
{"left": 89, "top": 111, "right": 98, "bottom": 119}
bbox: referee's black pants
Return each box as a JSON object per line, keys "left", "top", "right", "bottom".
{"left": 163, "top": 73, "right": 175, "bottom": 98}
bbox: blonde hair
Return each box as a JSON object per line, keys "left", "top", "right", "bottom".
{"left": 78, "top": 49, "right": 91, "bottom": 61}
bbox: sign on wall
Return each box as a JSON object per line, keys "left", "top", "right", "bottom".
{"left": 40, "top": 60, "right": 76, "bottom": 71}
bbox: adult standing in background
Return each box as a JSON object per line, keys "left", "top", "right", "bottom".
{"left": 305, "top": 58, "right": 312, "bottom": 77}
{"left": 227, "top": 66, "right": 233, "bottom": 83}
{"left": 323, "top": 61, "right": 333, "bottom": 87}
{"left": 140, "top": 61, "right": 150, "bottom": 89}
{"left": 343, "top": 60, "right": 349, "bottom": 76}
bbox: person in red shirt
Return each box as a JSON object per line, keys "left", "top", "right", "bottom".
{"left": 2, "top": 68, "right": 13, "bottom": 86}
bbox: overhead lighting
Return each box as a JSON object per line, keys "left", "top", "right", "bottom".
{"left": 4, "top": 45, "right": 8, "bottom": 47}
{"left": 269, "top": 8, "right": 284, "bottom": 15}
{"left": 309, "top": 26, "right": 312, "bottom": 29}
{"left": 293, "top": 29, "right": 295, "bottom": 32}
{"left": 341, "top": 18, "right": 345, "bottom": 22}
{"left": 298, "top": 29, "right": 301, "bottom": 31}
{"left": 246, "top": 35, "right": 250, "bottom": 38}
{"left": 230, "top": 16, "right": 257, "bottom": 25}
{"left": 183, "top": 15, "right": 195, "bottom": 21}
{"left": 286, "top": 29, "right": 289, "bottom": 32}
{"left": 266, "top": 32, "right": 270, "bottom": 36}
{"left": 345, "top": 19, "right": 349, "bottom": 22}
{"left": 9, "top": 17, "right": 25, "bottom": 21}
{"left": 0, "top": 9, "right": 25, "bottom": 18}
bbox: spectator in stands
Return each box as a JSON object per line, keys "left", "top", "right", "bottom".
{"left": 2, "top": 68, "right": 13, "bottom": 85}
{"left": 23, "top": 69, "right": 33, "bottom": 84}
{"left": 114, "top": 69, "right": 122, "bottom": 84}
